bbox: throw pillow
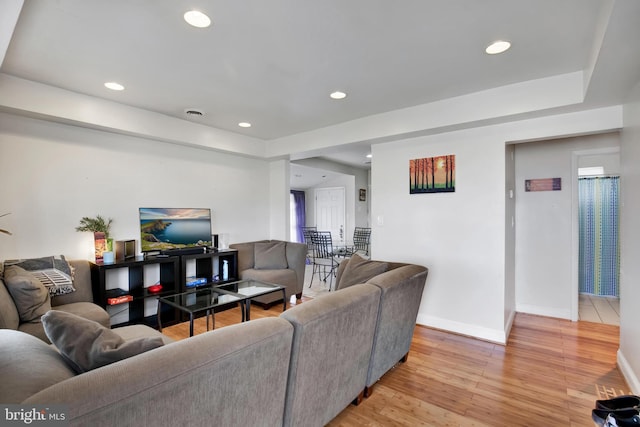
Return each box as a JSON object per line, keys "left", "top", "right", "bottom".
{"left": 3, "top": 265, "right": 52, "bottom": 322}
{"left": 338, "top": 254, "right": 389, "bottom": 290}
{"left": 42, "top": 310, "right": 164, "bottom": 374}
{"left": 3, "top": 255, "right": 76, "bottom": 297}
{"left": 254, "top": 241, "right": 288, "bottom": 270}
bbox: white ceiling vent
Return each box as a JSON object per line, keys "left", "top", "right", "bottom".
{"left": 184, "top": 109, "right": 204, "bottom": 117}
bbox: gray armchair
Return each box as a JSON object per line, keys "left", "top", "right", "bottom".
{"left": 229, "top": 240, "right": 307, "bottom": 307}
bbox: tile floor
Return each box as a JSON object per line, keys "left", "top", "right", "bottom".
{"left": 301, "top": 264, "right": 332, "bottom": 298}
{"left": 579, "top": 293, "right": 620, "bottom": 325}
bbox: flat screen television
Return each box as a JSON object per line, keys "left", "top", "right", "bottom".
{"left": 139, "top": 208, "right": 212, "bottom": 253}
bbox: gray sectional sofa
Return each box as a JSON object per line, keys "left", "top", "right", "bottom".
{"left": 0, "top": 259, "right": 110, "bottom": 343}
{"left": 0, "top": 254, "right": 428, "bottom": 427}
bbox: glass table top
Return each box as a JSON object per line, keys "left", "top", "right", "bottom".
{"left": 159, "top": 287, "right": 244, "bottom": 314}
{"left": 215, "top": 279, "right": 284, "bottom": 298}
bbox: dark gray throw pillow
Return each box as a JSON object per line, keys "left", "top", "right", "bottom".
{"left": 3, "top": 265, "right": 51, "bottom": 322}
{"left": 42, "top": 310, "right": 164, "bottom": 373}
{"left": 338, "top": 254, "right": 389, "bottom": 290}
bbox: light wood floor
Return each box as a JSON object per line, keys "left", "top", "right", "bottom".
{"left": 161, "top": 296, "right": 630, "bottom": 427}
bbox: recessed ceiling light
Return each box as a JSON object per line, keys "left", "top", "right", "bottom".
{"left": 238, "top": 122, "right": 251, "bottom": 128}
{"left": 184, "top": 10, "right": 211, "bottom": 28}
{"left": 104, "top": 82, "right": 124, "bottom": 91}
{"left": 330, "top": 91, "right": 347, "bottom": 100}
{"left": 366, "top": 154, "right": 372, "bottom": 159}
{"left": 485, "top": 40, "right": 511, "bottom": 55}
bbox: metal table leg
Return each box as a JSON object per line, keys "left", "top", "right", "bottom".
{"left": 189, "top": 313, "right": 194, "bottom": 337}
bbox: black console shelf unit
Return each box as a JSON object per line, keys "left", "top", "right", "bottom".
{"left": 91, "top": 249, "right": 239, "bottom": 328}
{"left": 91, "top": 255, "right": 181, "bottom": 328}
{"left": 180, "top": 249, "right": 239, "bottom": 291}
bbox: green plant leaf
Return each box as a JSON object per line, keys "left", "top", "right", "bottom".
{"left": 76, "top": 215, "right": 113, "bottom": 239}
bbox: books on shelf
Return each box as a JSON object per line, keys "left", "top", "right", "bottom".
{"left": 185, "top": 276, "right": 207, "bottom": 288}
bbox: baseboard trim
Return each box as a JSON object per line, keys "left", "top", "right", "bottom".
{"left": 617, "top": 349, "right": 640, "bottom": 394}
{"left": 504, "top": 309, "right": 516, "bottom": 341}
{"left": 416, "top": 313, "right": 507, "bottom": 345}
{"left": 515, "top": 303, "right": 571, "bottom": 320}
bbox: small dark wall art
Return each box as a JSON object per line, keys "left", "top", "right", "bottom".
{"left": 410, "top": 154, "right": 455, "bottom": 194}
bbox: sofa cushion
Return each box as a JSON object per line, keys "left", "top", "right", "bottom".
{"left": 4, "top": 255, "right": 76, "bottom": 297}
{"left": 254, "top": 241, "right": 288, "bottom": 269}
{"left": 337, "top": 254, "right": 389, "bottom": 290}
{"left": 0, "top": 278, "right": 20, "bottom": 330}
{"left": 53, "top": 301, "right": 111, "bottom": 329}
{"left": 111, "top": 324, "right": 175, "bottom": 345}
{"left": 3, "top": 265, "right": 52, "bottom": 322}
{"left": 42, "top": 310, "right": 164, "bottom": 373}
{"left": 0, "top": 329, "right": 76, "bottom": 403}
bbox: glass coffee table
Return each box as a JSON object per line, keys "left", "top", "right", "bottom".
{"left": 157, "top": 279, "right": 286, "bottom": 336}
{"left": 215, "top": 279, "right": 287, "bottom": 321}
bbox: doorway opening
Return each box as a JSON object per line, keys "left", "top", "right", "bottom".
{"left": 577, "top": 171, "right": 620, "bottom": 325}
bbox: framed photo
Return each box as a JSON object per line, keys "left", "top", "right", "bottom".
{"left": 359, "top": 188, "right": 367, "bottom": 201}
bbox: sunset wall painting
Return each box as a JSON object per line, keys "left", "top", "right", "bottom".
{"left": 409, "top": 154, "right": 455, "bottom": 194}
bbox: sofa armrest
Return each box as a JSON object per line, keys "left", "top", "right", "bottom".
{"left": 285, "top": 242, "right": 307, "bottom": 294}
{"left": 25, "top": 317, "right": 293, "bottom": 426}
{"left": 365, "top": 265, "right": 429, "bottom": 388}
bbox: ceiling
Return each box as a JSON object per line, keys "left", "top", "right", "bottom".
{"left": 2, "top": 1, "right": 640, "bottom": 169}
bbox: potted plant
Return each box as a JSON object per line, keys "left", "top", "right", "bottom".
{"left": 76, "top": 215, "right": 114, "bottom": 261}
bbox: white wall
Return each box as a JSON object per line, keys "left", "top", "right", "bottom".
{"left": 371, "top": 108, "right": 622, "bottom": 344}
{"left": 504, "top": 145, "right": 516, "bottom": 331}
{"left": 0, "top": 112, "right": 271, "bottom": 261}
{"left": 578, "top": 152, "right": 620, "bottom": 174}
{"left": 372, "top": 128, "right": 508, "bottom": 343}
{"left": 619, "top": 81, "right": 640, "bottom": 393}
{"left": 269, "top": 159, "right": 290, "bottom": 241}
{"left": 514, "top": 133, "right": 620, "bottom": 320}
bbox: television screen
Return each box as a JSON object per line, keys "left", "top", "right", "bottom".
{"left": 139, "top": 208, "right": 212, "bottom": 252}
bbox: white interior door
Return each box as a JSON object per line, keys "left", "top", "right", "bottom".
{"left": 315, "top": 187, "right": 346, "bottom": 244}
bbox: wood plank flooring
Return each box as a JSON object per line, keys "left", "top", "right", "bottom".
{"left": 160, "top": 296, "right": 630, "bottom": 427}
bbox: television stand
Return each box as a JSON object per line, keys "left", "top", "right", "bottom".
{"left": 161, "top": 247, "right": 206, "bottom": 256}
{"left": 91, "top": 249, "right": 239, "bottom": 328}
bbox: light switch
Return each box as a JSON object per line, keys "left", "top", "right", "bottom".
{"left": 377, "top": 215, "right": 384, "bottom": 226}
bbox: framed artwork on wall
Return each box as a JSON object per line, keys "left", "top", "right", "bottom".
{"left": 524, "top": 178, "right": 561, "bottom": 192}
{"left": 359, "top": 188, "right": 367, "bottom": 201}
{"left": 409, "top": 154, "right": 455, "bottom": 194}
